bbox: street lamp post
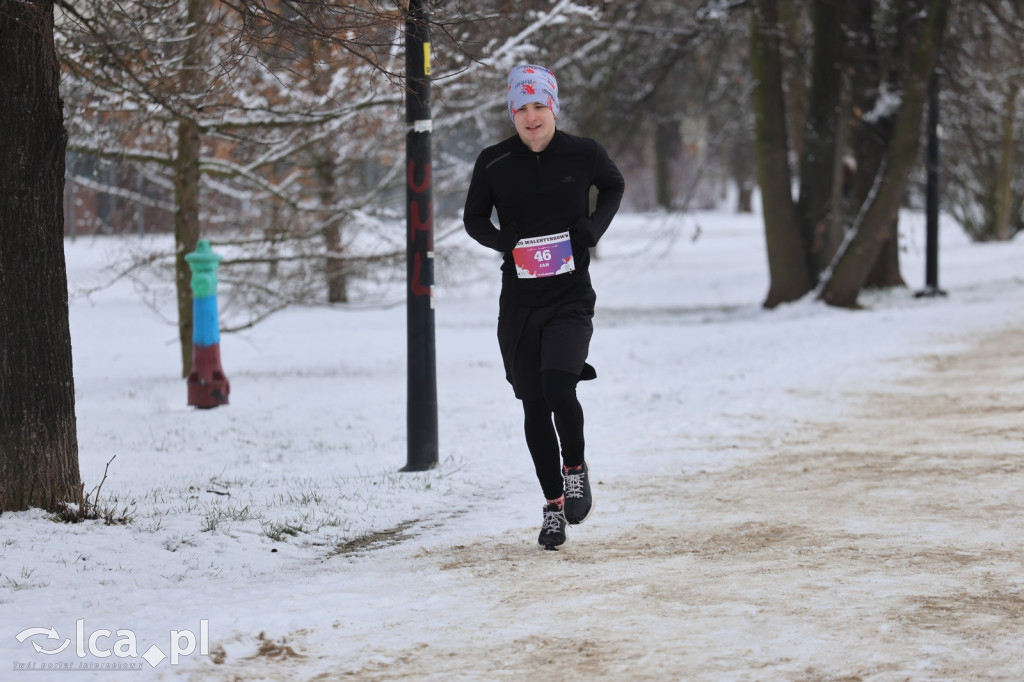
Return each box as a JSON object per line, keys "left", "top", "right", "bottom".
{"left": 403, "top": 0, "right": 438, "bottom": 471}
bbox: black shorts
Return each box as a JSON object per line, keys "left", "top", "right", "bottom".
{"left": 497, "top": 291, "right": 597, "bottom": 401}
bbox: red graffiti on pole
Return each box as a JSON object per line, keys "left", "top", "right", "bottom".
{"left": 409, "top": 200, "right": 434, "bottom": 248}
{"left": 408, "top": 160, "right": 431, "bottom": 193}
{"left": 411, "top": 252, "right": 431, "bottom": 298}
{"left": 408, "top": 159, "right": 433, "bottom": 298}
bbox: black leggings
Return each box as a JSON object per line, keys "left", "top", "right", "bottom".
{"left": 522, "top": 369, "right": 585, "bottom": 501}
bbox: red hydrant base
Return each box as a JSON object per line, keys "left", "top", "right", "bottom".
{"left": 187, "top": 344, "right": 230, "bottom": 408}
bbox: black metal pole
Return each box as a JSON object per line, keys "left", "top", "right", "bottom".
{"left": 916, "top": 67, "right": 947, "bottom": 298}
{"left": 402, "top": 0, "right": 438, "bottom": 471}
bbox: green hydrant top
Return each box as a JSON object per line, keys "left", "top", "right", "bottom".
{"left": 185, "top": 240, "right": 223, "bottom": 298}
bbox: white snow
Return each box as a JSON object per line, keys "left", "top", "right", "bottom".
{"left": 1, "top": 207, "right": 1022, "bottom": 680}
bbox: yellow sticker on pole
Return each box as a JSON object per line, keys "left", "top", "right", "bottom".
{"left": 424, "top": 42, "right": 431, "bottom": 76}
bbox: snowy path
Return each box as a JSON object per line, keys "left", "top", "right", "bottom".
{"left": 177, "top": 316, "right": 1024, "bottom": 681}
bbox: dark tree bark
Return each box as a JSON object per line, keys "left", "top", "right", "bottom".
{"left": 797, "top": 0, "right": 846, "bottom": 279}
{"left": 315, "top": 156, "right": 349, "bottom": 304}
{"left": 750, "top": 0, "right": 951, "bottom": 309}
{"left": 655, "top": 119, "right": 682, "bottom": 210}
{"left": 843, "top": 0, "right": 905, "bottom": 292}
{"left": 821, "top": 0, "right": 951, "bottom": 307}
{"left": 863, "top": 216, "right": 906, "bottom": 289}
{"left": 750, "top": 0, "right": 813, "bottom": 308}
{"left": 174, "top": 116, "right": 201, "bottom": 378}
{"left": 173, "top": 0, "right": 206, "bottom": 378}
{"left": 730, "top": 136, "right": 756, "bottom": 214}
{"left": 0, "top": 0, "right": 83, "bottom": 512}
{"left": 778, "top": 0, "right": 809, "bottom": 167}
{"left": 993, "top": 81, "right": 1018, "bottom": 242}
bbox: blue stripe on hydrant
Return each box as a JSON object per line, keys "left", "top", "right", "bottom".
{"left": 193, "top": 295, "right": 221, "bottom": 347}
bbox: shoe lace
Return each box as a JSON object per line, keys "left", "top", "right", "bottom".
{"left": 564, "top": 469, "right": 586, "bottom": 499}
{"left": 541, "top": 508, "right": 565, "bottom": 534}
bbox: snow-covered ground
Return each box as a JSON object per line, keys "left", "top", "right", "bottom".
{"left": 1, "top": 209, "right": 1022, "bottom": 680}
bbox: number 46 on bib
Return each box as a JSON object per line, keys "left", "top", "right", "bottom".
{"left": 512, "top": 231, "right": 575, "bottom": 279}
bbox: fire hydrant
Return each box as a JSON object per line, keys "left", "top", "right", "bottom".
{"left": 185, "top": 240, "right": 230, "bottom": 408}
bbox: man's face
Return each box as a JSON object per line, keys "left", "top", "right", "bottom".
{"left": 514, "top": 101, "right": 556, "bottom": 152}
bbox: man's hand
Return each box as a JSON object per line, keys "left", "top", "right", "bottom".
{"left": 570, "top": 217, "right": 597, "bottom": 248}
{"left": 497, "top": 222, "right": 520, "bottom": 253}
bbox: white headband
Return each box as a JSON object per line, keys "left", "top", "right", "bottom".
{"left": 507, "top": 64, "right": 559, "bottom": 122}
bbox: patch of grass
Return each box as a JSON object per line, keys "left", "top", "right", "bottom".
{"left": 201, "top": 503, "right": 258, "bottom": 533}
{"left": 262, "top": 521, "right": 307, "bottom": 542}
{"left": 162, "top": 534, "right": 197, "bottom": 552}
{"left": 2, "top": 566, "right": 50, "bottom": 591}
{"left": 55, "top": 456, "right": 136, "bottom": 525}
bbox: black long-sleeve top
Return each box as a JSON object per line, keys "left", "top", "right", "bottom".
{"left": 463, "top": 130, "right": 625, "bottom": 307}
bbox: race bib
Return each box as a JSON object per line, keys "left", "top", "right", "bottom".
{"left": 512, "top": 231, "right": 575, "bottom": 279}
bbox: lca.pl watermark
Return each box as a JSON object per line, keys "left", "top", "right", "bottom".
{"left": 13, "top": 619, "right": 209, "bottom": 670}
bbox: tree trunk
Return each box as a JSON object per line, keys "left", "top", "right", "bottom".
{"left": 842, "top": 0, "right": 907, "bottom": 292}
{"left": 173, "top": 0, "right": 206, "bottom": 378}
{"left": 821, "top": 0, "right": 951, "bottom": 307}
{"left": 750, "top": 0, "right": 812, "bottom": 308}
{"left": 0, "top": 0, "right": 83, "bottom": 512}
{"left": 304, "top": 35, "right": 349, "bottom": 303}
{"left": 324, "top": 225, "right": 349, "bottom": 303}
{"left": 993, "top": 82, "right": 1018, "bottom": 242}
{"left": 315, "top": 156, "right": 348, "bottom": 303}
{"left": 843, "top": 0, "right": 882, "bottom": 204}
{"left": 655, "top": 119, "right": 681, "bottom": 210}
{"left": 797, "top": 0, "right": 845, "bottom": 280}
{"left": 729, "top": 125, "right": 756, "bottom": 213}
{"left": 863, "top": 217, "right": 906, "bottom": 289}
{"left": 174, "top": 117, "right": 201, "bottom": 378}
{"left": 778, "top": 0, "right": 808, "bottom": 169}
